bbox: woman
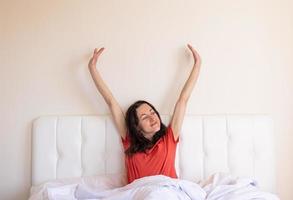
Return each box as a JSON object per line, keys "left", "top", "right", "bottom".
{"left": 88, "top": 44, "right": 201, "bottom": 184}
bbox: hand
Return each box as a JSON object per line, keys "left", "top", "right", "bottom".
{"left": 187, "top": 44, "right": 201, "bottom": 66}
{"left": 88, "top": 47, "right": 105, "bottom": 69}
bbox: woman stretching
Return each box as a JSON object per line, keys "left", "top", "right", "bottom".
{"left": 88, "top": 44, "right": 201, "bottom": 184}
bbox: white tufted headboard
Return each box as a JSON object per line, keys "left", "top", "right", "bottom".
{"left": 32, "top": 115, "right": 276, "bottom": 192}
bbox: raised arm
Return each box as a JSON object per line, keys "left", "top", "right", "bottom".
{"left": 171, "top": 44, "right": 201, "bottom": 140}
{"left": 88, "top": 48, "right": 127, "bottom": 139}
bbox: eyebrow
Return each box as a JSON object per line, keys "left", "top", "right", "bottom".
{"left": 139, "top": 109, "right": 154, "bottom": 118}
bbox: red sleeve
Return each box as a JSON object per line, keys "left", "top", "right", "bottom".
{"left": 121, "top": 133, "right": 130, "bottom": 150}
{"left": 167, "top": 125, "right": 179, "bottom": 143}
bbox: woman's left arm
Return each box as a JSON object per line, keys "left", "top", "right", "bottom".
{"left": 171, "top": 44, "right": 201, "bottom": 140}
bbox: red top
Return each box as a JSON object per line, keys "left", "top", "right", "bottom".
{"left": 122, "top": 126, "right": 179, "bottom": 183}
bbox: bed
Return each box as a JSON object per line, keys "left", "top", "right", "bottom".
{"left": 31, "top": 114, "right": 278, "bottom": 199}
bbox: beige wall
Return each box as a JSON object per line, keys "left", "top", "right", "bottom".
{"left": 1, "top": 0, "right": 292, "bottom": 199}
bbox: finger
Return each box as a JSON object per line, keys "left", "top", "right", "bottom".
{"left": 187, "top": 43, "right": 193, "bottom": 50}
{"left": 94, "top": 47, "right": 105, "bottom": 57}
{"left": 187, "top": 44, "right": 196, "bottom": 55}
{"left": 187, "top": 45, "right": 201, "bottom": 62}
{"left": 187, "top": 45, "right": 196, "bottom": 56}
{"left": 188, "top": 44, "right": 198, "bottom": 55}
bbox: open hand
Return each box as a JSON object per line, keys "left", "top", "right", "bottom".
{"left": 88, "top": 47, "right": 105, "bottom": 69}
{"left": 187, "top": 44, "right": 201, "bottom": 66}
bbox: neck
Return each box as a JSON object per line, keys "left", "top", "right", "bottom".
{"left": 143, "top": 132, "right": 155, "bottom": 141}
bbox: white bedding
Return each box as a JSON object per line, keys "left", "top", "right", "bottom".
{"left": 29, "top": 173, "right": 279, "bottom": 200}
{"left": 29, "top": 173, "right": 126, "bottom": 200}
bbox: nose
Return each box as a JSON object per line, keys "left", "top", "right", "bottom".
{"left": 149, "top": 115, "right": 155, "bottom": 122}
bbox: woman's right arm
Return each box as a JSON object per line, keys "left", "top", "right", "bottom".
{"left": 88, "top": 48, "right": 127, "bottom": 139}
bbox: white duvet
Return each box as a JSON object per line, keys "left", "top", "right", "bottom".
{"left": 29, "top": 173, "right": 279, "bottom": 200}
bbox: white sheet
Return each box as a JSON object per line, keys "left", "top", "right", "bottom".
{"left": 29, "top": 173, "right": 126, "bottom": 200}
{"left": 75, "top": 175, "right": 205, "bottom": 200}
{"left": 29, "top": 173, "right": 279, "bottom": 200}
{"left": 201, "top": 173, "right": 279, "bottom": 200}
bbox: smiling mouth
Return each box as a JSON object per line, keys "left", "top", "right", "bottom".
{"left": 151, "top": 122, "right": 158, "bottom": 127}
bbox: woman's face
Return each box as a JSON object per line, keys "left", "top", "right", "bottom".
{"left": 136, "top": 103, "right": 161, "bottom": 140}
